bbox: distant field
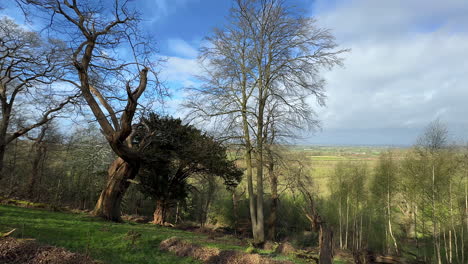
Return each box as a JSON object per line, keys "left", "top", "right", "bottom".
{"left": 293, "top": 145, "right": 409, "bottom": 197}
{"left": 229, "top": 145, "right": 409, "bottom": 197}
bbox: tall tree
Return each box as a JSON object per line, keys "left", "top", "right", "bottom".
{"left": 371, "top": 151, "right": 399, "bottom": 255}
{"left": 25, "top": 121, "right": 62, "bottom": 198}
{"left": 186, "top": 0, "right": 346, "bottom": 246}
{"left": 0, "top": 16, "right": 75, "bottom": 180}
{"left": 17, "top": 0, "right": 162, "bottom": 221}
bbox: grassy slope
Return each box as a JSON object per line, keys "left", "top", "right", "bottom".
{"left": 1, "top": 205, "right": 336, "bottom": 264}
{"left": 0, "top": 205, "right": 202, "bottom": 264}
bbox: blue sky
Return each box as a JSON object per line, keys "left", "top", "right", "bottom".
{"left": 3, "top": 0, "right": 468, "bottom": 146}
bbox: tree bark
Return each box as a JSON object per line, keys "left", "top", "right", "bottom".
{"left": 152, "top": 199, "right": 167, "bottom": 225}
{"left": 27, "top": 144, "right": 46, "bottom": 197}
{"left": 242, "top": 103, "right": 259, "bottom": 244}
{"left": 339, "top": 197, "right": 343, "bottom": 249}
{"left": 319, "top": 225, "right": 334, "bottom": 264}
{"left": 92, "top": 158, "right": 138, "bottom": 221}
{"left": 345, "top": 194, "right": 349, "bottom": 249}
{"left": 254, "top": 98, "right": 265, "bottom": 246}
{"left": 0, "top": 144, "right": 6, "bottom": 181}
{"left": 387, "top": 177, "right": 399, "bottom": 255}
{"left": 267, "top": 158, "right": 278, "bottom": 241}
{"left": 0, "top": 114, "right": 10, "bottom": 181}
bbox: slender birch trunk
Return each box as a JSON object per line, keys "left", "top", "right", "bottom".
{"left": 415, "top": 204, "right": 419, "bottom": 257}
{"left": 339, "top": 197, "right": 343, "bottom": 249}
{"left": 437, "top": 225, "right": 442, "bottom": 264}
{"left": 443, "top": 230, "right": 448, "bottom": 263}
{"left": 345, "top": 194, "right": 349, "bottom": 249}
{"left": 387, "top": 169, "right": 398, "bottom": 255}
{"left": 359, "top": 213, "right": 363, "bottom": 250}
{"left": 432, "top": 165, "right": 439, "bottom": 264}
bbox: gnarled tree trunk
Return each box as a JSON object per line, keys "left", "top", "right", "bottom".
{"left": 152, "top": 199, "right": 167, "bottom": 225}
{"left": 92, "top": 158, "right": 139, "bottom": 222}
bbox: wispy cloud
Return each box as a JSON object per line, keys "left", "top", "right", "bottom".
{"left": 142, "top": 0, "right": 195, "bottom": 22}
{"left": 167, "top": 38, "right": 198, "bottom": 58}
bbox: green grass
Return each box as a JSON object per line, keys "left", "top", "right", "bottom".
{"left": 0, "top": 205, "right": 349, "bottom": 263}
{"left": 0, "top": 205, "right": 203, "bottom": 264}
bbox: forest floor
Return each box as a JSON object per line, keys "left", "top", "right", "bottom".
{"left": 0, "top": 204, "right": 349, "bottom": 264}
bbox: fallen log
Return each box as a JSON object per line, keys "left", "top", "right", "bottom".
{"left": 0, "top": 229, "right": 15, "bottom": 238}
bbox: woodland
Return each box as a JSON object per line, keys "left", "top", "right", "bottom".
{"left": 0, "top": 0, "right": 467, "bottom": 264}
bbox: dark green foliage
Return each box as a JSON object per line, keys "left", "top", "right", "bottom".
{"left": 134, "top": 113, "right": 243, "bottom": 207}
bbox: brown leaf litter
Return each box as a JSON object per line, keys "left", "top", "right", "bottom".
{"left": 0, "top": 237, "right": 95, "bottom": 264}
{"left": 160, "top": 236, "right": 294, "bottom": 264}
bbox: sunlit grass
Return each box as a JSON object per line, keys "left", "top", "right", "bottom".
{"left": 0, "top": 205, "right": 350, "bottom": 263}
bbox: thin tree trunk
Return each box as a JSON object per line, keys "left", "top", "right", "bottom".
{"left": 453, "top": 227, "right": 458, "bottom": 264}
{"left": 0, "top": 143, "right": 6, "bottom": 181}
{"left": 339, "top": 197, "right": 343, "bottom": 249}
{"left": 388, "top": 179, "right": 399, "bottom": 255}
{"left": 254, "top": 97, "right": 265, "bottom": 246}
{"left": 432, "top": 165, "right": 441, "bottom": 264}
{"left": 423, "top": 201, "right": 427, "bottom": 263}
{"left": 436, "top": 225, "right": 442, "bottom": 264}
{"left": 415, "top": 204, "right": 419, "bottom": 258}
{"left": 385, "top": 223, "right": 389, "bottom": 255}
{"left": 92, "top": 158, "right": 138, "bottom": 222}
{"left": 245, "top": 145, "right": 257, "bottom": 239}
{"left": 448, "top": 230, "right": 453, "bottom": 264}
{"left": 359, "top": 213, "right": 363, "bottom": 250}
{"left": 353, "top": 209, "right": 357, "bottom": 251}
{"left": 449, "top": 180, "right": 454, "bottom": 264}
{"left": 345, "top": 194, "right": 349, "bottom": 249}
{"left": 202, "top": 175, "right": 216, "bottom": 226}
{"left": 443, "top": 230, "right": 448, "bottom": 263}
{"left": 175, "top": 202, "right": 180, "bottom": 224}
{"left": 241, "top": 95, "right": 258, "bottom": 243}
{"left": 465, "top": 176, "right": 468, "bottom": 241}
{"left": 367, "top": 213, "right": 371, "bottom": 250}
{"left": 267, "top": 159, "right": 278, "bottom": 241}
{"left": 0, "top": 110, "right": 10, "bottom": 181}
{"left": 28, "top": 145, "right": 44, "bottom": 197}
{"left": 461, "top": 222, "right": 464, "bottom": 264}
{"left": 232, "top": 192, "right": 239, "bottom": 235}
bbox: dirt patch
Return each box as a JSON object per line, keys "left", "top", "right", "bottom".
{"left": 160, "top": 237, "right": 293, "bottom": 264}
{"left": 0, "top": 237, "right": 95, "bottom": 264}
{"left": 160, "top": 237, "right": 221, "bottom": 262}
{"left": 121, "top": 214, "right": 151, "bottom": 224}
{"left": 275, "top": 242, "right": 296, "bottom": 255}
{"left": 263, "top": 241, "right": 278, "bottom": 251}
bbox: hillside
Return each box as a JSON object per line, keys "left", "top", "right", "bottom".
{"left": 0, "top": 204, "right": 349, "bottom": 264}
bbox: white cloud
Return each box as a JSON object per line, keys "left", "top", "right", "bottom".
{"left": 161, "top": 56, "right": 202, "bottom": 83}
{"left": 167, "top": 38, "right": 198, "bottom": 58}
{"left": 306, "top": 0, "right": 468, "bottom": 144}
{"left": 142, "top": 0, "right": 194, "bottom": 22}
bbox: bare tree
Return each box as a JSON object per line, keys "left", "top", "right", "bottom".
{"left": 0, "top": 16, "right": 75, "bottom": 180}
{"left": 416, "top": 119, "right": 448, "bottom": 153}
{"left": 186, "top": 0, "right": 346, "bottom": 246}
{"left": 286, "top": 156, "right": 334, "bottom": 264}
{"left": 17, "top": 0, "right": 163, "bottom": 221}
{"left": 263, "top": 93, "right": 321, "bottom": 240}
